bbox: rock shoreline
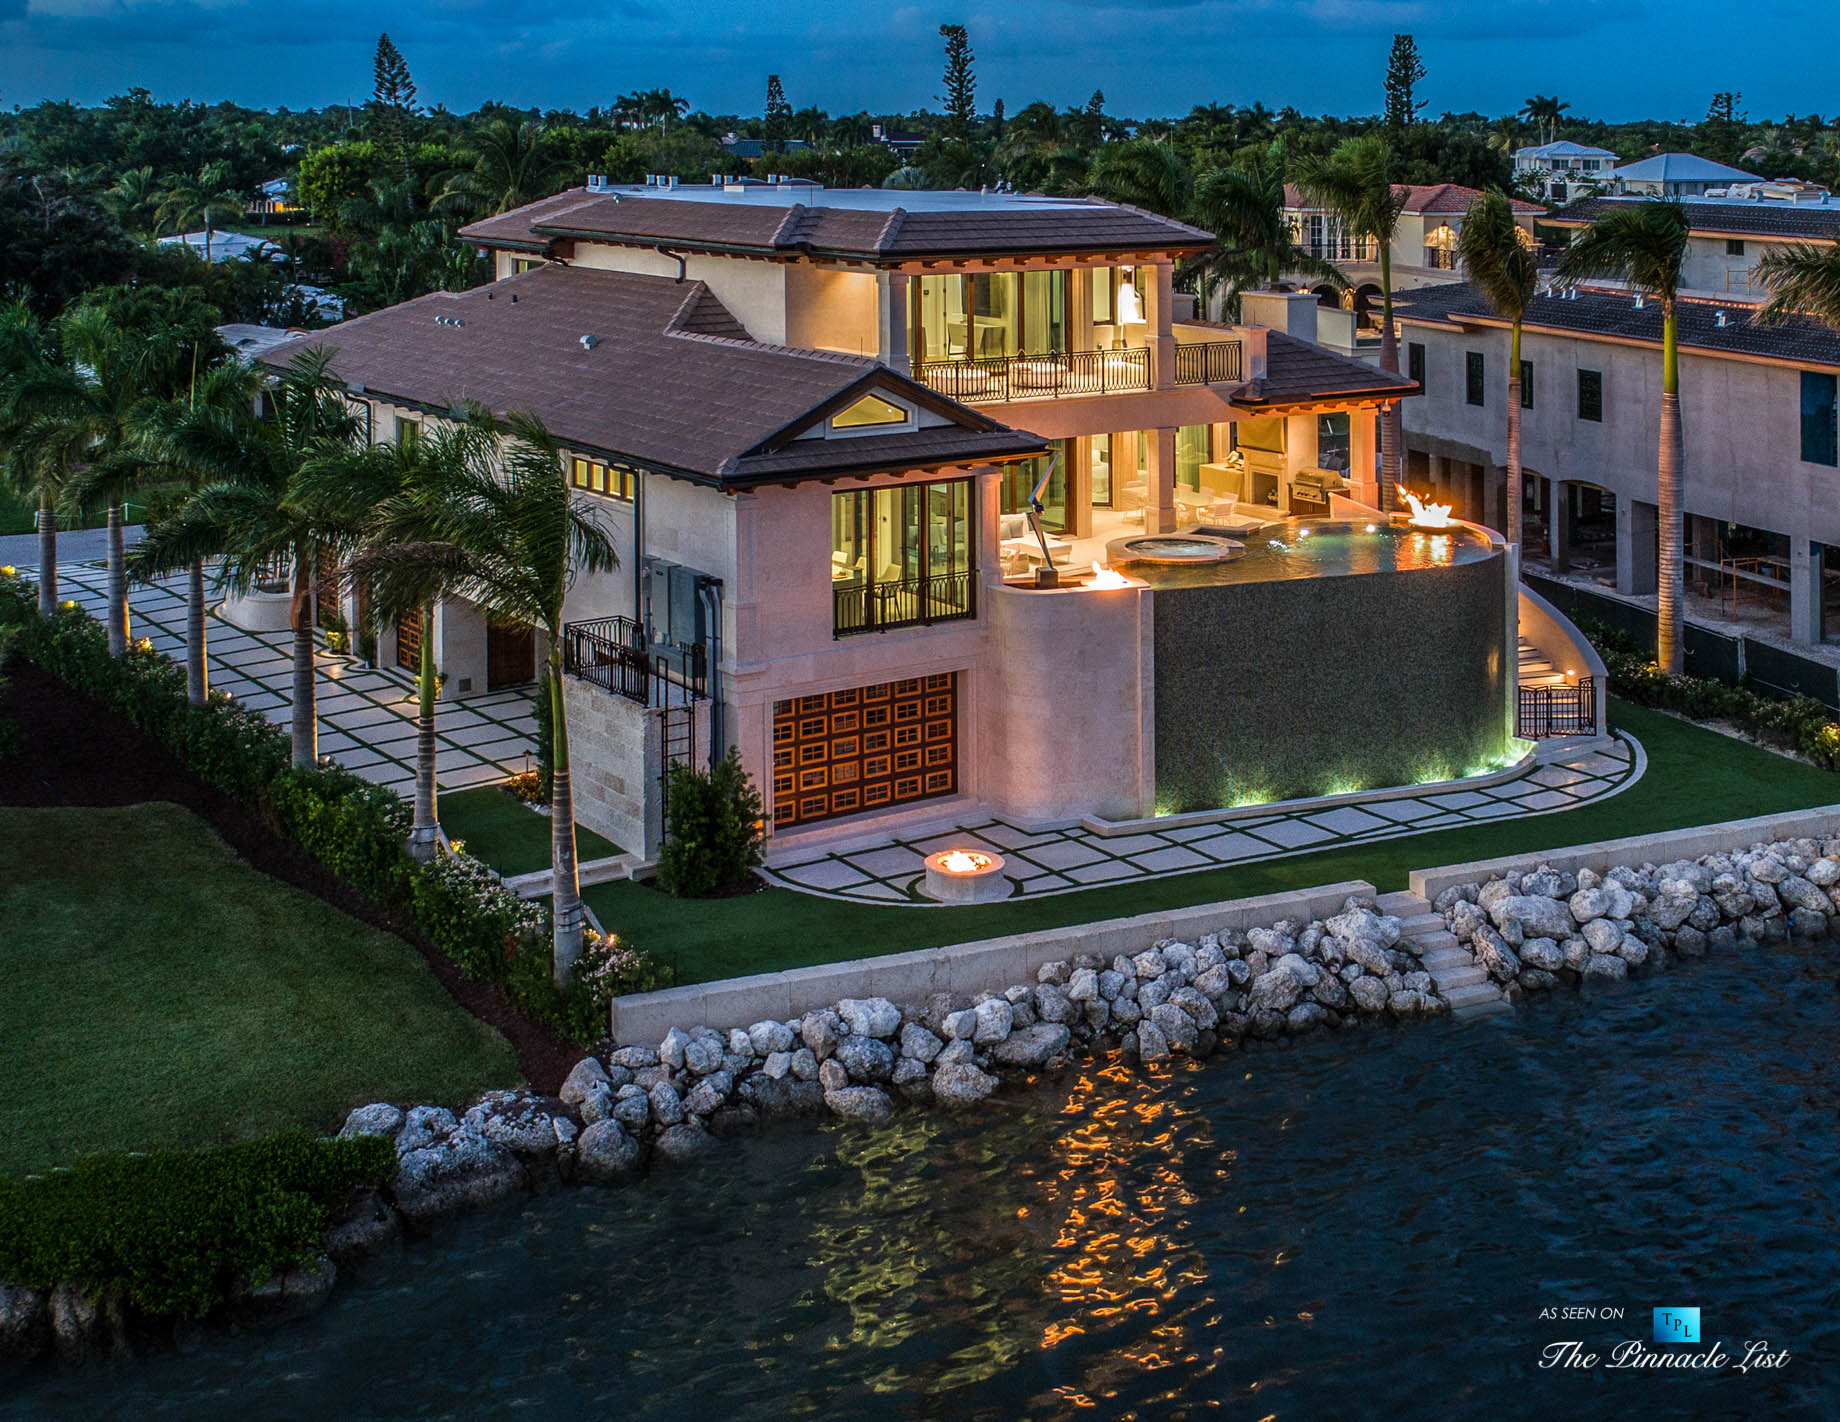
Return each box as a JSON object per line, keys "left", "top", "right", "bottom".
{"left": 9, "top": 835, "right": 1831, "bottom": 1369}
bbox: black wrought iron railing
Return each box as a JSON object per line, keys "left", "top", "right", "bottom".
{"left": 563, "top": 615, "right": 707, "bottom": 706}
{"left": 833, "top": 570, "right": 977, "bottom": 637}
{"left": 1517, "top": 677, "right": 1597, "bottom": 738}
{"left": 916, "top": 346, "right": 1150, "bottom": 404}
{"left": 1172, "top": 339, "right": 1245, "bottom": 386}
{"left": 1423, "top": 248, "right": 1459, "bottom": 270}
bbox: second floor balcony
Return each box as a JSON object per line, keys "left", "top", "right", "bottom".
{"left": 915, "top": 338, "right": 1244, "bottom": 404}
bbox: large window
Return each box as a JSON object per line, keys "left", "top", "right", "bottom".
{"left": 1408, "top": 341, "right": 1426, "bottom": 389}
{"left": 1577, "top": 368, "right": 1603, "bottom": 422}
{"left": 1804, "top": 372, "right": 1839, "bottom": 467}
{"left": 1089, "top": 434, "right": 1114, "bottom": 508}
{"left": 1002, "top": 440, "right": 1071, "bottom": 529}
{"left": 1520, "top": 359, "right": 1534, "bottom": 410}
{"left": 831, "top": 480, "right": 975, "bottom": 635}
{"left": 913, "top": 271, "right": 1069, "bottom": 365}
{"left": 1176, "top": 424, "right": 1212, "bottom": 491}
{"left": 1316, "top": 413, "right": 1351, "bottom": 473}
{"left": 1465, "top": 351, "right": 1486, "bottom": 407}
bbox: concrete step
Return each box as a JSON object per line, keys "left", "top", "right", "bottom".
{"left": 1431, "top": 965, "right": 1491, "bottom": 990}
{"left": 1375, "top": 890, "right": 1430, "bottom": 916}
{"left": 1418, "top": 955, "right": 1475, "bottom": 976}
{"left": 1407, "top": 928, "right": 1459, "bottom": 951}
{"left": 1398, "top": 911, "right": 1445, "bottom": 933}
{"left": 1442, "top": 980, "right": 1506, "bottom": 1009}
{"left": 1452, "top": 997, "right": 1515, "bottom": 1020}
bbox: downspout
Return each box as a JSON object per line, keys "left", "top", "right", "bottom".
{"left": 632, "top": 470, "right": 645, "bottom": 638}
{"left": 657, "top": 246, "right": 688, "bottom": 283}
{"left": 698, "top": 579, "right": 724, "bottom": 768}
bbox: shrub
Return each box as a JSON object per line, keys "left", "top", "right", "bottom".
{"left": 0, "top": 1131, "right": 395, "bottom": 1319}
{"left": 1581, "top": 619, "right": 1840, "bottom": 771}
{"left": 657, "top": 747, "right": 765, "bottom": 898}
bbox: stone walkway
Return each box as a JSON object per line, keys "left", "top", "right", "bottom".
{"left": 762, "top": 737, "right": 1645, "bottom": 905}
{"left": 31, "top": 559, "right": 535, "bottom": 796}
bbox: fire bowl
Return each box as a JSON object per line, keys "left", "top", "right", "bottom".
{"left": 922, "top": 848, "right": 1010, "bottom": 904}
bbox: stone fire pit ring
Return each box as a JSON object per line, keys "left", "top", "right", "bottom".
{"left": 921, "top": 848, "right": 1011, "bottom": 904}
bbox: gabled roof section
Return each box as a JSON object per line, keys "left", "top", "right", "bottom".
{"left": 1233, "top": 332, "right": 1420, "bottom": 411}
{"left": 1282, "top": 184, "right": 1541, "bottom": 216}
{"left": 461, "top": 187, "right": 1214, "bottom": 264}
{"left": 1393, "top": 280, "right": 1840, "bottom": 371}
{"left": 1545, "top": 194, "right": 1840, "bottom": 240}
{"left": 1514, "top": 141, "right": 1617, "bottom": 159}
{"left": 259, "top": 265, "right": 1043, "bottom": 487}
{"left": 1606, "top": 153, "right": 1761, "bottom": 184}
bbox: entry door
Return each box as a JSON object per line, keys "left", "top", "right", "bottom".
{"left": 772, "top": 673, "right": 958, "bottom": 829}
{"left": 486, "top": 619, "right": 537, "bottom": 689}
{"left": 395, "top": 607, "right": 422, "bottom": 671}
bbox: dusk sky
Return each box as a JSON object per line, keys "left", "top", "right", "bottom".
{"left": 0, "top": 0, "right": 1834, "bottom": 121}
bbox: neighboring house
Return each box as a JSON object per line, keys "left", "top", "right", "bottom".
{"left": 1392, "top": 280, "right": 1840, "bottom": 648}
{"left": 718, "top": 135, "right": 811, "bottom": 161}
{"left": 871, "top": 124, "right": 925, "bottom": 155}
{"left": 1602, "top": 153, "right": 1762, "bottom": 198}
{"left": 1280, "top": 184, "right": 1544, "bottom": 323}
{"left": 265, "top": 183, "right": 1419, "bottom": 853}
{"left": 157, "top": 229, "right": 281, "bottom": 263}
{"left": 250, "top": 176, "right": 300, "bottom": 217}
{"left": 1511, "top": 141, "right": 1618, "bottom": 205}
{"left": 1546, "top": 193, "right": 1840, "bottom": 299}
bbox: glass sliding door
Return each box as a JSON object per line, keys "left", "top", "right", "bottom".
{"left": 1001, "top": 440, "right": 1070, "bottom": 530}
{"left": 831, "top": 479, "right": 976, "bottom": 635}
{"left": 1022, "top": 270, "right": 1067, "bottom": 353}
{"left": 913, "top": 271, "right": 1071, "bottom": 366}
{"left": 1176, "top": 424, "right": 1211, "bottom": 491}
{"left": 1090, "top": 434, "right": 1114, "bottom": 509}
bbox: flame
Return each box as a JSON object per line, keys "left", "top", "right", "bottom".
{"left": 938, "top": 850, "right": 994, "bottom": 875}
{"left": 1395, "top": 484, "right": 1455, "bottom": 529}
{"left": 1088, "top": 561, "right": 1132, "bottom": 590}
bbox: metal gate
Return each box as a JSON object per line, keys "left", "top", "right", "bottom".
{"left": 1517, "top": 677, "right": 1597, "bottom": 738}
{"left": 657, "top": 704, "right": 697, "bottom": 838}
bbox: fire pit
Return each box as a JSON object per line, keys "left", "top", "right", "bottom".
{"left": 922, "top": 848, "right": 1010, "bottom": 904}
{"left": 1394, "top": 484, "right": 1457, "bottom": 530}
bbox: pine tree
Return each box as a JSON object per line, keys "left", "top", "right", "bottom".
{"left": 370, "top": 33, "right": 420, "bottom": 190}
{"left": 1702, "top": 91, "right": 1745, "bottom": 166}
{"left": 764, "top": 75, "right": 791, "bottom": 155}
{"left": 1383, "top": 34, "right": 1426, "bottom": 129}
{"left": 939, "top": 24, "right": 976, "bottom": 144}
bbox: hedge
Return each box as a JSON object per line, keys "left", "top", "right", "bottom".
{"left": 0, "top": 578, "right": 663, "bottom": 1040}
{"left": 0, "top": 1131, "right": 396, "bottom": 1318}
{"left": 1583, "top": 619, "right": 1840, "bottom": 771}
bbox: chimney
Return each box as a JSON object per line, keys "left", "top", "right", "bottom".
{"left": 1238, "top": 289, "right": 1319, "bottom": 346}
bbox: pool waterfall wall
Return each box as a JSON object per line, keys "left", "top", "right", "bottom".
{"left": 1150, "top": 546, "right": 1513, "bottom": 812}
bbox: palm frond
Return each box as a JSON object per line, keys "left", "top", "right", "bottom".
{"left": 1554, "top": 201, "right": 1688, "bottom": 301}
{"left": 1456, "top": 191, "right": 1537, "bottom": 321}
{"left": 1755, "top": 239, "right": 1840, "bottom": 329}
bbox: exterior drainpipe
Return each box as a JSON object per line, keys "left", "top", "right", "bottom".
{"left": 698, "top": 579, "right": 724, "bottom": 768}
{"left": 657, "top": 247, "right": 687, "bottom": 283}
{"left": 632, "top": 470, "right": 645, "bottom": 640}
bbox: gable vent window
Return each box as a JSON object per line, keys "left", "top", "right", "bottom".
{"left": 831, "top": 393, "right": 913, "bottom": 432}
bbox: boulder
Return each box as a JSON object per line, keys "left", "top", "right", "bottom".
{"left": 1582, "top": 918, "right": 1624, "bottom": 956}
{"left": 932, "top": 1062, "right": 999, "bottom": 1108}
{"left": 818, "top": 1058, "right": 850, "bottom": 1093}
{"left": 1489, "top": 895, "right": 1575, "bottom": 942}
{"left": 1066, "top": 967, "right": 1100, "bottom": 1002}
{"left": 748, "top": 1020, "right": 796, "bottom": 1056}
{"left": 837, "top": 997, "right": 902, "bottom": 1039}
{"left": 789, "top": 1047, "right": 820, "bottom": 1080}
{"left": 465, "top": 1091, "right": 561, "bottom": 1158}
{"left": 1472, "top": 926, "right": 1521, "bottom": 983}
{"left": 658, "top": 1027, "right": 691, "bottom": 1070}
{"left": 746, "top": 1075, "right": 827, "bottom": 1119}
{"left": 1778, "top": 876, "right": 1834, "bottom": 915}
{"left": 1348, "top": 976, "right": 1390, "bottom": 1013}
{"left": 338, "top": 1102, "right": 404, "bottom": 1142}
{"left": 800, "top": 1011, "right": 840, "bottom": 1059}
{"left": 1582, "top": 953, "right": 1628, "bottom": 981}
{"left": 0, "top": 1286, "right": 50, "bottom": 1364}
{"left": 1037, "top": 959, "right": 1071, "bottom": 985}
{"left": 891, "top": 1057, "right": 932, "bottom": 1101}
{"left": 1286, "top": 1002, "right": 1330, "bottom": 1033}
{"left": 1034, "top": 983, "right": 1076, "bottom": 1025}
{"left": 683, "top": 1072, "right": 734, "bottom": 1116}
{"left": 576, "top": 1120, "right": 645, "bottom": 1183}
{"left": 972, "top": 997, "right": 1014, "bottom": 1044}
{"left": 899, "top": 1022, "right": 944, "bottom": 1063}
{"left": 609, "top": 1045, "right": 658, "bottom": 1070}
{"left": 682, "top": 1032, "right": 724, "bottom": 1076}
{"left": 393, "top": 1128, "right": 526, "bottom": 1221}
{"left": 1568, "top": 887, "right": 1611, "bottom": 923}
{"left": 990, "top": 1022, "right": 1073, "bottom": 1068}
{"left": 394, "top": 1105, "right": 458, "bottom": 1156}
{"left": 762, "top": 1050, "right": 793, "bottom": 1080}
{"left": 648, "top": 1081, "right": 686, "bottom": 1127}
{"left": 1135, "top": 1020, "right": 1172, "bottom": 1063}
{"left": 824, "top": 1085, "right": 895, "bottom": 1124}
{"left": 942, "top": 1007, "right": 979, "bottom": 1040}
{"left": 558, "top": 1056, "right": 611, "bottom": 1107}
{"left": 653, "top": 1122, "right": 718, "bottom": 1165}
{"left": 835, "top": 1033, "right": 895, "bottom": 1083}
{"left": 1805, "top": 857, "right": 1840, "bottom": 888}
{"left": 1518, "top": 937, "right": 1564, "bottom": 972}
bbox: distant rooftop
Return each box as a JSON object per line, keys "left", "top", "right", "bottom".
{"left": 1607, "top": 153, "right": 1761, "bottom": 184}
{"left": 1547, "top": 194, "right": 1840, "bottom": 240}
{"left": 1513, "top": 141, "right": 1617, "bottom": 159}
{"left": 460, "top": 183, "right": 1215, "bottom": 264}
{"left": 1282, "top": 182, "right": 1542, "bottom": 216}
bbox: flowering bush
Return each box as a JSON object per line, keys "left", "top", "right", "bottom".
{"left": 409, "top": 848, "right": 547, "bottom": 980}
{"left": 576, "top": 929, "right": 673, "bottom": 1000}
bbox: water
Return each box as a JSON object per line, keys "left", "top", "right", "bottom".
{"left": 1118, "top": 518, "right": 1495, "bottom": 589}
{"left": 10, "top": 946, "right": 1839, "bottom": 1420}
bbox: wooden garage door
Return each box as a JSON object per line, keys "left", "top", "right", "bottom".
{"left": 773, "top": 673, "right": 958, "bottom": 829}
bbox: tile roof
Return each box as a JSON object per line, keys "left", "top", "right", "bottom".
{"left": 1393, "top": 281, "right": 1840, "bottom": 370}
{"left": 1513, "top": 141, "right": 1616, "bottom": 159}
{"left": 1235, "top": 331, "right": 1420, "bottom": 410}
{"left": 1282, "top": 184, "right": 1542, "bottom": 216}
{"left": 261, "top": 265, "right": 1043, "bottom": 487}
{"left": 462, "top": 189, "right": 1214, "bottom": 263}
{"left": 1545, "top": 195, "right": 1840, "bottom": 241}
{"left": 1605, "top": 153, "right": 1760, "bottom": 183}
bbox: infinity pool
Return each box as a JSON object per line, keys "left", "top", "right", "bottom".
{"left": 14, "top": 945, "right": 1836, "bottom": 1418}
{"left": 1112, "top": 517, "right": 1495, "bottom": 589}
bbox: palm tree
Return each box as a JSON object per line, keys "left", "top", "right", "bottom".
{"left": 351, "top": 409, "right": 617, "bottom": 982}
{"left": 155, "top": 164, "right": 244, "bottom": 263}
{"left": 1557, "top": 201, "right": 1691, "bottom": 672}
{"left": 131, "top": 351, "right": 363, "bottom": 766}
{"left": 435, "top": 117, "right": 571, "bottom": 218}
{"left": 1294, "top": 135, "right": 1410, "bottom": 505}
{"left": 1519, "top": 96, "right": 1571, "bottom": 146}
{"left": 106, "top": 166, "right": 163, "bottom": 234}
{"left": 0, "top": 302, "right": 64, "bottom": 617}
{"left": 1456, "top": 192, "right": 1539, "bottom": 548}
{"left": 1190, "top": 144, "right": 1346, "bottom": 304}
{"left": 1755, "top": 239, "right": 1840, "bottom": 327}
{"left": 1083, "top": 138, "right": 1191, "bottom": 219}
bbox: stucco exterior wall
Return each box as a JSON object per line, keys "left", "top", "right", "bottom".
{"left": 784, "top": 266, "right": 880, "bottom": 357}
{"left": 566, "top": 245, "right": 792, "bottom": 345}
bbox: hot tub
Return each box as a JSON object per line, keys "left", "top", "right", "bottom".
{"left": 1105, "top": 533, "right": 1245, "bottom": 566}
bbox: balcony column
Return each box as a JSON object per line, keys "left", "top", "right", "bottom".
{"left": 1617, "top": 499, "right": 1659, "bottom": 596}
{"left": 976, "top": 466, "right": 1004, "bottom": 586}
{"left": 1350, "top": 409, "right": 1380, "bottom": 508}
{"left": 878, "top": 271, "right": 912, "bottom": 374}
{"left": 1548, "top": 478, "right": 1572, "bottom": 572}
{"left": 1789, "top": 537, "right": 1823, "bottom": 646}
{"left": 1066, "top": 436, "right": 1093, "bottom": 539}
{"left": 1148, "top": 263, "right": 1175, "bottom": 391}
{"left": 1146, "top": 427, "right": 1179, "bottom": 533}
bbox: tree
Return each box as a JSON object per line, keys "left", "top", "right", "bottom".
{"left": 1702, "top": 91, "right": 1745, "bottom": 166}
{"left": 106, "top": 166, "right": 163, "bottom": 233}
{"left": 370, "top": 33, "right": 420, "bottom": 190}
{"left": 153, "top": 164, "right": 242, "bottom": 262}
{"left": 1520, "top": 95, "right": 1570, "bottom": 146}
{"left": 349, "top": 409, "right": 619, "bottom": 981}
{"left": 1190, "top": 144, "right": 1346, "bottom": 301}
{"left": 130, "top": 351, "right": 365, "bottom": 767}
{"left": 0, "top": 170, "right": 138, "bottom": 319}
{"left": 1384, "top": 34, "right": 1427, "bottom": 130}
{"left": 1556, "top": 201, "right": 1690, "bottom": 672}
{"left": 296, "top": 142, "right": 382, "bottom": 229}
{"left": 1295, "top": 135, "right": 1410, "bottom": 505}
{"left": 1456, "top": 191, "right": 1538, "bottom": 548}
{"left": 434, "top": 118, "right": 570, "bottom": 218}
{"left": 1084, "top": 138, "right": 1190, "bottom": 219}
{"left": 763, "top": 76, "right": 791, "bottom": 156}
{"left": 939, "top": 24, "right": 977, "bottom": 144}
{"left": 1756, "top": 239, "right": 1840, "bottom": 328}
{"left": 0, "top": 302, "right": 65, "bottom": 617}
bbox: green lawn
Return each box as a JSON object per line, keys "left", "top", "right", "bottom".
{"left": 440, "top": 785, "right": 620, "bottom": 877}
{"left": 585, "top": 701, "right": 1840, "bottom": 987}
{"left": 0, "top": 803, "right": 518, "bottom": 1176}
{"left": 0, "top": 490, "right": 142, "bottom": 537}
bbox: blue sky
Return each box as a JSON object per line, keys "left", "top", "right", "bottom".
{"left": 0, "top": 0, "right": 1834, "bottom": 121}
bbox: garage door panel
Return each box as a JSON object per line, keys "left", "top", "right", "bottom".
{"left": 773, "top": 672, "right": 958, "bottom": 830}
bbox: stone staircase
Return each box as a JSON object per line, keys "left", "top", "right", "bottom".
{"left": 1376, "top": 890, "right": 1511, "bottom": 1021}
{"left": 1518, "top": 636, "right": 1572, "bottom": 691}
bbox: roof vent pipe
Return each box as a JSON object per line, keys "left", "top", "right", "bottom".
{"left": 580, "top": 334, "right": 599, "bottom": 350}
{"left": 1633, "top": 293, "right": 1644, "bottom": 309}
{"left": 1715, "top": 309, "right": 1728, "bottom": 327}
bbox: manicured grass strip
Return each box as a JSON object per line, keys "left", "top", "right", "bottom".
{"left": 0, "top": 803, "right": 518, "bottom": 1176}
{"left": 440, "top": 785, "right": 621, "bottom": 877}
{"left": 584, "top": 702, "right": 1840, "bottom": 987}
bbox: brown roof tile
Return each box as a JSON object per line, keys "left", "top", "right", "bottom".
{"left": 1236, "top": 331, "right": 1420, "bottom": 409}
{"left": 261, "top": 265, "right": 1039, "bottom": 485}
